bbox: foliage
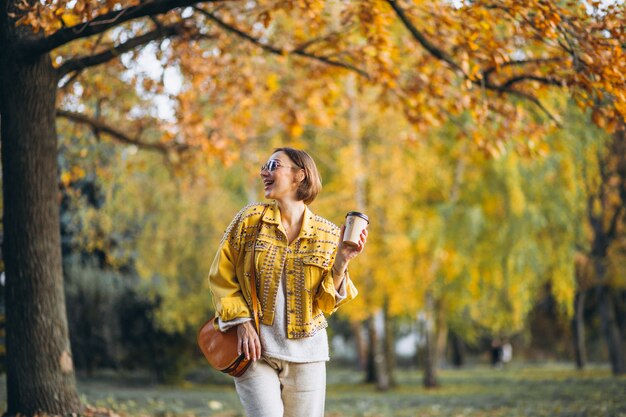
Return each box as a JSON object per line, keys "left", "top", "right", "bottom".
{"left": 31, "top": 0, "right": 621, "bottom": 343}
{"left": 56, "top": 82, "right": 619, "bottom": 358}
{"left": 8, "top": 0, "right": 622, "bottom": 162}
{"left": 5, "top": 0, "right": 626, "bottom": 388}
{"left": 63, "top": 257, "right": 199, "bottom": 382}
{"left": 65, "top": 259, "right": 130, "bottom": 372}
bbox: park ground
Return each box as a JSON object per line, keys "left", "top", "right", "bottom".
{"left": 1, "top": 363, "right": 625, "bottom": 417}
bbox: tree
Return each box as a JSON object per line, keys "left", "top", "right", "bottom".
{"left": 580, "top": 125, "right": 626, "bottom": 374}
{"left": 375, "top": 0, "right": 626, "bottom": 381}
{"left": 0, "top": 1, "right": 366, "bottom": 413}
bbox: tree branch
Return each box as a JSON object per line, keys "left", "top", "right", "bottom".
{"left": 598, "top": 147, "right": 609, "bottom": 185}
{"left": 482, "top": 57, "right": 565, "bottom": 80}
{"left": 194, "top": 7, "right": 370, "bottom": 78}
{"left": 385, "top": 0, "right": 464, "bottom": 74}
{"left": 504, "top": 89, "right": 562, "bottom": 126}
{"left": 387, "top": 0, "right": 562, "bottom": 126}
{"left": 499, "top": 74, "right": 564, "bottom": 90}
{"left": 59, "top": 70, "right": 82, "bottom": 90}
{"left": 56, "top": 109, "right": 189, "bottom": 154}
{"left": 57, "top": 23, "right": 185, "bottom": 77}
{"left": 21, "top": 0, "right": 220, "bottom": 56}
{"left": 606, "top": 205, "right": 622, "bottom": 241}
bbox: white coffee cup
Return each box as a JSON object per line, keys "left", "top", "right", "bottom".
{"left": 343, "top": 211, "right": 369, "bottom": 247}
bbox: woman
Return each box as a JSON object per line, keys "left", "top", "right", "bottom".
{"left": 208, "top": 147, "right": 367, "bottom": 417}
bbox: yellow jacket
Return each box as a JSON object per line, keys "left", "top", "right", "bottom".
{"left": 208, "top": 202, "right": 358, "bottom": 338}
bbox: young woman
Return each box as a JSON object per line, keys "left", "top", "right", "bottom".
{"left": 208, "top": 147, "right": 367, "bottom": 417}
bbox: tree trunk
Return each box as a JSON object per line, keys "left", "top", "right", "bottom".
{"left": 435, "top": 311, "right": 448, "bottom": 369}
{"left": 350, "top": 320, "right": 369, "bottom": 371}
{"left": 585, "top": 126, "right": 626, "bottom": 376}
{"left": 601, "top": 126, "right": 626, "bottom": 376}
{"left": 572, "top": 290, "right": 587, "bottom": 370}
{"left": 351, "top": 320, "right": 368, "bottom": 371}
{"left": 422, "top": 292, "right": 438, "bottom": 388}
{"left": 598, "top": 285, "right": 625, "bottom": 375}
{"left": 591, "top": 254, "right": 625, "bottom": 375}
{"left": 365, "top": 320, "right": 376, "bottom": 383}
{"left": 0, "top": 37, "right": 82, "bottom": 414}
{"left": 449, "top": 331, "right": 465, "bottom": 367}
{"left": 418, "top": 155, "right": 465, "bottom": 388}
{"left": 591, "top": 255, "right": 625, "bottom": 375}
{"left": 368, "top": 310, "right": 391, "bottom": 390}
{"left": 383, "top": 302, "right": 396, "bottom": 388}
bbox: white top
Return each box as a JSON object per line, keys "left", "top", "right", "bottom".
{"left": 219, "top": 273, "right": 346, "bottom": 363}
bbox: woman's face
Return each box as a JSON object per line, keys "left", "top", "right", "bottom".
{"left": 260, "top": 151, "right": 302, "bottom": 202}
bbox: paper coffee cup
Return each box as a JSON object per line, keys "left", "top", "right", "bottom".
{"left": 343, "top": 211, "right": 369, "bottom": 247}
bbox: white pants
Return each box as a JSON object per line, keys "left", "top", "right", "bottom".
{"left": 233, "top": 356, "right": 326, "bottom": 417}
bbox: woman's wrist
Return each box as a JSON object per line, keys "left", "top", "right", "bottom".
{"left": 332, "top": 263, "right": 347, "bottom": 277}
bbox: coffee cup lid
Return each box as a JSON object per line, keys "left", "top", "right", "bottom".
{"left": 346, "top": 211, "right": 369, "bottom": 223}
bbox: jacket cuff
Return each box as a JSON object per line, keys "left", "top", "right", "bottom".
{"left": 218, "top": 317, "right": 252, "bottom": 332}
{"left": 218, "top": 296, "right": 252, "bottom": 322}
{"left": 315, "top": 270, "right": 338, "bottom": 314}
{"left": 335, "top": 278, "right": 347, "bottom": 304}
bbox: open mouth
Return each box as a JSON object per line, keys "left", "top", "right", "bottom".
{"left": 263, "top": 179, "right": 274, "bottom": 189}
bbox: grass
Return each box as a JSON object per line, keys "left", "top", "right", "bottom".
{"left": 324, "top": 364, "right": 626, "bottom": 417}
{"left": 1, "top": 363, "right": 625, "bottom": 416}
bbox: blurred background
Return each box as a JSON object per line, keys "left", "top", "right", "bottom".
{"left": 1, "top": 2, "right": 625, "bottom": 414}
{"left": 2, "top": 61, "right": 624, "bottom": 389}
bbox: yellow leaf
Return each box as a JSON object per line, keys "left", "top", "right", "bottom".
{"left": 266, "top": 73, "right": 280, "bottom": 93}
{"left": 71, "top": 165, "right": 86, "bottom": 179}
{"left": 61, "top": 172, "right": 72, "bottom": 186}
{"left": 288, "top": 123, "right": 303, "bottom": 138}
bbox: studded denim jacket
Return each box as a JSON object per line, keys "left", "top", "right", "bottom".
{"left": 208, "top": 202, "right": 358, "bottom": 339}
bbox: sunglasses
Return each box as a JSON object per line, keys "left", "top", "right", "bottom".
{"left": 260, "top": 159, "right": 298, "bottom": 173}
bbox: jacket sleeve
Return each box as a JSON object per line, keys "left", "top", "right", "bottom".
{"left": 207, "top": 214, "right": 252, "bottom": 322}
{"left": 315, "top": 269, "right": 358, "bottom": 315}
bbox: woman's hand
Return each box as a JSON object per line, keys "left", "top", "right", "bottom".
{"left": 237, "top": 321, "right": 261, "bottom": 361}
{"left": 334, "top": 226, "right": 368, "bottom": 273}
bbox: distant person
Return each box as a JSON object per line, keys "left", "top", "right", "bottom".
{"left": 208, "top": 147, "right": 368, "bottom": 417}
{"left": 491, "top": 338, "right": 503, "bottom": 368}
{"left": 501, "top": 340, "right": 512, "bottom": 365}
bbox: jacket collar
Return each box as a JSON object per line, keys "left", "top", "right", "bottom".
{"left": 262, "top": 201, "right": 317, "bottom": 240}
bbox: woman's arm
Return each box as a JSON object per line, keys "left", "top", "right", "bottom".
{"left": 315, "top": 225, "right": 366, "bottom": 313}
{"left": 332, "top": 225, "right": 368, "bottom": 291}
{"left": 208, "top": 241, "right": 252, "bottom": 322}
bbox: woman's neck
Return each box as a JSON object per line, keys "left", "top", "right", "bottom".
{"left": 275, "top": 199, "right": 306, "bottom": 227}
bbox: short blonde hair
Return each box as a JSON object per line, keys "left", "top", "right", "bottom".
{"left": 274, "top": 147, "right": 322, "bottom": 205}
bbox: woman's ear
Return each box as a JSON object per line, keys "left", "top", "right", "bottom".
{"left": 295, "top": 169, "right": 306, "bottom": 184}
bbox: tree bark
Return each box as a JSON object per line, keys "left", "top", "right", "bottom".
{"left": 0, "top": 34, "right": 82, "bottom": 415}
{"left": 597, "top": 285, "right": 625, "bottom": 375}
{"left": 586, "top": 126, "right": 626, "bottom": 376}
{"left": 351, "top": 320, "right": 368, "bottom": 371}
{"left": 418, "top": 155, "right": 465, "bottom": 388}
{"left": 590, "top": 256, "right": 625, "bottom": 376}
{"left": 421, "top": 292, "right": 438, "bottom": 388}
{"left": 365, "top": 319, "right": 376, "bottom": 383}
{"left": 383, "top": 302, "right": 396, "bottom": 388}
{"left": 572, "top": 290, "right": 587, "bottom": 370}
{"left": 435, "top": 310, "right": 448, "bottom": 369}
{"left": 365, "top": 311, "right": 391, "bottom": 390}
{"left": 602, "top": 127, "right": 626, "bottom": 375}
{"left": 449, "top": 331, "right": 465, "bottom": 367}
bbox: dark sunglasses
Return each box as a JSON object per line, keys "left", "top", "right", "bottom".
{"left": 261, "top": 159, "right": 298, "bottom": 173}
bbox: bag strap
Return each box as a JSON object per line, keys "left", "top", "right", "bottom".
{"left": 250, "top": 205, "right": 269, "bottom": 334}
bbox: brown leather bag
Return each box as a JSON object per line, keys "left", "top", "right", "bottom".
{"left": 197, "top": 206, "right": 267, "bottom": 377}
{"left": 197, "top": 317, "right": 250, "bottom": 377}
